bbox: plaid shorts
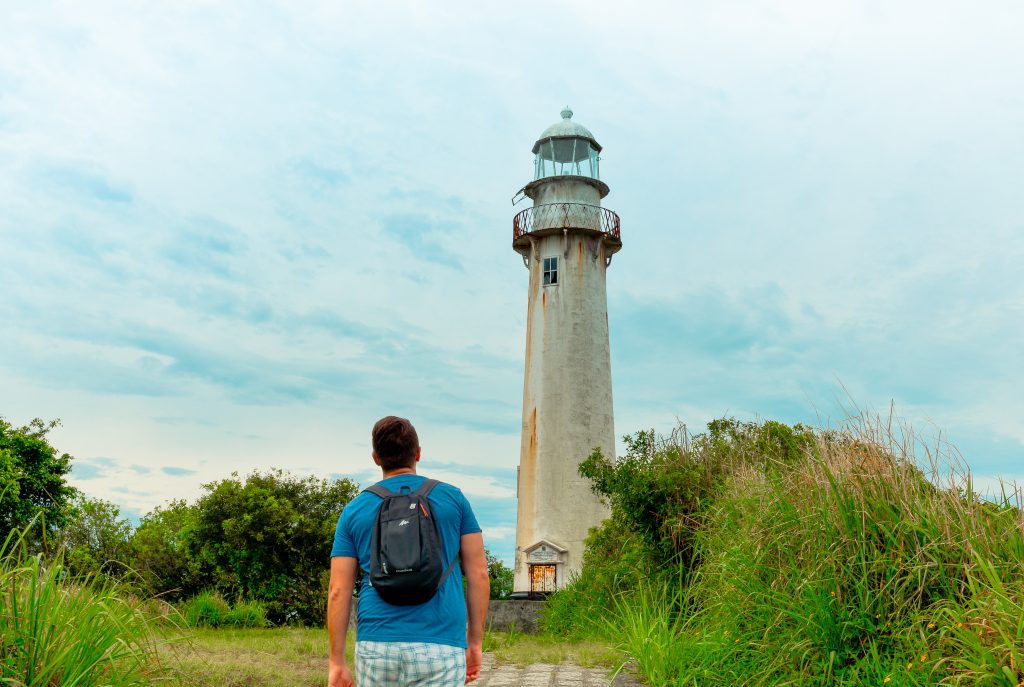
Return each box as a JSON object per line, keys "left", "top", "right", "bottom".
{"left": 355, "top": 640, "right": 466, "bottom": 687}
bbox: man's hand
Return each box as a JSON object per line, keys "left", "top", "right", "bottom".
{"left": 465, "top": 643, "right": 483, "bottom": 683}
{"left": 328, "top": 662, "right": 355, "bottom": 687}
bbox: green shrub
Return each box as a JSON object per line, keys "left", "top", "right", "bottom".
{"left": 182, "top": 590, "right": 231, "bottom": 627}
{"left": 546, "top": 420, "right": 815, "bottom": 640}
{"left": 0, "top": 526, "right": 169, "bottom": 686}
{"left": 224, "top": 600, "right": 270, "bottom": 628}
{"left": 181, "top": 592, "right": 270, "bottom": 628}
{"left": 570, "top": 417, "right": 1024, "bottom": 686}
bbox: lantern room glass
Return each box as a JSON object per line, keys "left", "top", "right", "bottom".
{"left": 534, "top": 137, "right": 600, "bottom": 180}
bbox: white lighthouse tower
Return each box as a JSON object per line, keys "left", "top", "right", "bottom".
{"left": 512, "top": 108, "right": 621, "bottom": 594}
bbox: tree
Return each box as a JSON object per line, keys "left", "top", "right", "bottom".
{"left": 485, "top": 549, "right": 513, "bottom": 600}
{"left": 58, "top": 495, "right": 136, "bottom": 583}
{"left": 0, "top": 417, "right": 78, "bottom": 541}
{"left": 132, "top": 499, "right": 204, "bottom": 599}
{"left": 185, "top": 469, "right": 359, "bottom": 624}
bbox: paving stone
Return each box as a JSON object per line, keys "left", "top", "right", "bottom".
{"left": 473, "top": 653, "right": 646, "bottom": 687}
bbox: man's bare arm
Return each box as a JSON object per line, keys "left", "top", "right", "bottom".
{"left": 327, "top": 556, "right": 358, "bottom": 687}
{"left": 460, "top": 532, "right": 489, "bottom": 683}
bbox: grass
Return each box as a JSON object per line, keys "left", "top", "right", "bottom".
{"left": 483, "top": 628, "right": 621, "bottom": 668}
{"left": 180, "top": 591, "right": 270, "bottom": 628}
{"left": 0, "top": 526, "right": 172, "bottom": 686}
{"left": 169, "top": 627, "right": 614, "bottom": 686}
{"left": 594, "top": 416, "right": 1024, "bottom": 686}
{"left": 166, "top": 627, "right": 348, "bottom": 687}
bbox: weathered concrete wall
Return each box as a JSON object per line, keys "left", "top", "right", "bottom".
{"left": 486, "top": 600, "right": 545, "bottom": 633}
{"left": 514, "top": 176, "right": 615, "bottom": 593}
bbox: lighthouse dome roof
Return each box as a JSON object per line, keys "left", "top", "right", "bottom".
{"left": 533, "top": 107, "right": 602, "bottom": 153}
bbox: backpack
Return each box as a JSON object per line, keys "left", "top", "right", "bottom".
{"left": 365, "top": 478, "right": 458, "bottom": 606}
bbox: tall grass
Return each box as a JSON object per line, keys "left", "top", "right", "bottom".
{"left": 0, "top": 526, "right": 171, "bottom": 685}
{"left": 180, "top": 591, "right": 269, "bottom": 628}
{"left": 599, "top": 417, "right": 1024, "bottom": 686}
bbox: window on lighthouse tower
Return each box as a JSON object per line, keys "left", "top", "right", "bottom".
{"left": 543, "top": 257, "right": 558, "bottom": 286}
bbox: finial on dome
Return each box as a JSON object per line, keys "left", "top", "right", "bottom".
{"left": 560, "top": 106, "right": 573, "bottom": 120}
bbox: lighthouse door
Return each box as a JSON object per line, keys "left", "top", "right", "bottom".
{"left": 529, "top": 564, "right": 557, "bottom": 593}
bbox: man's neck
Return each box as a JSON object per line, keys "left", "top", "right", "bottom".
{"left": 381, "top": 467, "right": 417, "bottom": 479}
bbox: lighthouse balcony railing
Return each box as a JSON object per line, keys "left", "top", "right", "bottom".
{"left": 512, "top": 203, "right": 621, "bottom": 242}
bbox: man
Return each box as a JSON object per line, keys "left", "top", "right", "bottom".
{"left": 328, "top": 416, "right": 490, "bottom": 687}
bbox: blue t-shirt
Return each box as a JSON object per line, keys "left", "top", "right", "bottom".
{"left": 331, "top": 474, "right": 481, "bottom": 648}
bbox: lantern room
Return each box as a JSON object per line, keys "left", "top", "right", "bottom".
{"left": 532, "top": 107, "right": 602, "bottom": 180}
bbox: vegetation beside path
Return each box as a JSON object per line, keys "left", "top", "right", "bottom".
{"left": 544, "top": 416, "right": 1024, "bottom": 686}
{"left": 169, "top": 627, "right": 618, "bottom": 686}
{"left": 8, "top": 410, "right": 1022, "bottom": 685}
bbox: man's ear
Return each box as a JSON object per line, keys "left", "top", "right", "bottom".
{"left": 414, "top": 447, "right": 422, "bottom": 463}
{"left": 372, "top": 452, "right": 382, "bottom": 467}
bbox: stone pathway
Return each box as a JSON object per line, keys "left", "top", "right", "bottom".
{"left": 474, "top": 653, "right": 645, "bottom": 687}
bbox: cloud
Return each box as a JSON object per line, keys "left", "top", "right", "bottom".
{"left": 426, "top": 472, "right": 515, "bottom": 500}
{"left": 380, "top": 213, "right": 463, "bottom": 270}
{"left": 159, "top": 220, "right": 248, "bottom": 279}
{"left": 69, "top": 456, "right": 119, "bottom": 481}
{"left": 161, "top": 466, "right": 198, "bottom": 477}
{"left": 483, "top": 526, "right": 515, "bottom": 541}
{"left": 39, "top": 163, "right": 133, "bottom": 204}
{"left": 0, "top": 0, "right": 1021, "bottom": 542}
{"left": 71, "top": 463, "right": 106, "bottom": 480}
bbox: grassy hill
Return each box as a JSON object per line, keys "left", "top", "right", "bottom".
{"left": 545, "top": 416, "right": 1024, "bottom": 686}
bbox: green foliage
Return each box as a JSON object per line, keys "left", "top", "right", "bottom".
{"left": 0, "top": 525, "right": 170, "bottom": 686}
{"left": 486, "top": 548, "right": 513, "bottom": 600}
{"left": 59, "top": 495, "right": 136, "bottom": 583}
{"left": 579, "top": 419, "right": 817, "bottom": 566}
{"left": 127, "top": 470, "right": 358, "bottom": 626}
{"left": 548, "top": 419, "right": 816, "bottom": 637}
{"left": 180, "top": 591, "right": 271, "bottom": 628}
{"left": 563, "top": 417, "right": 1024, "bottom": 686}
{"left": 182, "top": 590, "right": 232, "bottom": 627}
{"left": 608, "top": 580, "right": 690, "bottom": 685}
{"left": 184, "top": 469, "right": 359, "bottom": 625}
{"left": 0, "top": 417, "right": 78, "bottom": 542}
{"left": 131, "top": 499, "right": 204, "bottom": 600}
{"left": 224, "top": 600, "right": 271, "bottom": 628}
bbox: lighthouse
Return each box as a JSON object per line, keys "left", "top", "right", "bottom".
{"left": 512, "top": 108, "right": 621, "bottom": 594}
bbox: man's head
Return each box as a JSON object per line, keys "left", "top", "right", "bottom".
{"left": 371, "top": 416, "right": 420, "bottom": 471}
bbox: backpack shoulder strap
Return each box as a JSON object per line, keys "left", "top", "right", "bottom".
{"left": 365, "top": 484, "right": 393, "bottom": 499}
{"left": 413, "top": 478, "right": 458, "bottom": 590}
{"left": 414, "top": 478, "right": 441, "bottom": 497}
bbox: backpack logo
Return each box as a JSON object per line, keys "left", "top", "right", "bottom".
{"left": 399, "top": 519, "right": 410, "bottom": 526}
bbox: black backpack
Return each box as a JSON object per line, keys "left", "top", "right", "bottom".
{"left": 365, "top": 479, "right": 457, "bottom": 606}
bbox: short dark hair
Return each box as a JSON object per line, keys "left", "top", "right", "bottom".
{"left": 371, "top": 416, "right": 419, "bottom": 470}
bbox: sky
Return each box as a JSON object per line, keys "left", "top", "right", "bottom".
{"left": 1, "top": 0, "right": 1022, "bottom": 564}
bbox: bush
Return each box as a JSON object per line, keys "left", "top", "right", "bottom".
{"left": 181, "top": 591, "right": 231, "bottom": 627}
{"left": 0, "top": 526, "right": 169, "bottom": 686}
{"left": 224, "top": 600, "right": 270, "bottom": 628}
{"left": 184, "top": 469, "right": 359, "bottom": 625}
{"left": 575, "top": 417, "right": 1024, "bottom": 686}
{"left": 545, "top": 419, "right": 805, "bottom": 638}
{"left": 180, "top": 592, "right": 269, "bottom": 628}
